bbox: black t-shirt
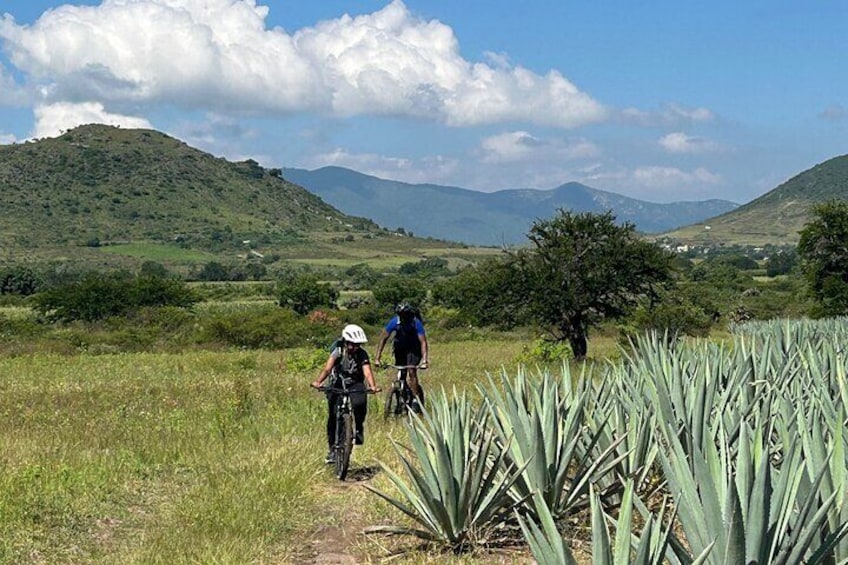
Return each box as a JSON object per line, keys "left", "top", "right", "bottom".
{"left": 331, "top": 346, "right": 370, "bottom": 385}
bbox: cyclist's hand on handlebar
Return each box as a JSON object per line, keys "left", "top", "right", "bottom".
{"left": 310, "top": 380, "right": 323, "bottom": 389}
{"left": 368, "top": 386, "right": 382, "bottom": 394}
{"left": 419, "top": 360, "right": 429, "bottom": 369}
{"left": 374, "top": 358, "right": 383, "bottom": 368}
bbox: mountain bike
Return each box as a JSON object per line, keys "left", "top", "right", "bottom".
{"left": 382, "top": 364, "right": 426, "bottom": 420}
{"left": 316, "top": 378, "right": 376, "bottom": 480}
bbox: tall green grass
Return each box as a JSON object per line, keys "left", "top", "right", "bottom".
{"left": 0, "top": 339, "right": 528, "bottom": 564}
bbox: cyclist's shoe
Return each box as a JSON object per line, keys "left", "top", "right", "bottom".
{"left": 355, "top": 429, "right": 364, "bottom": 445}
{"left": 324, "top": 451, "right": 336, "bottom": 464}
{"left": 410, "top": 399, "right": 423, "bottom": 415}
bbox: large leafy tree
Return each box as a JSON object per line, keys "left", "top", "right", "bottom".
{"left": 797, "top": 200, "right": 848, "bottom": 317}
{"left": 513, "top": 209, "right": 673, "bottom": 359}
{"left": 431, "top": 257, "right": 528, "bottom": 329}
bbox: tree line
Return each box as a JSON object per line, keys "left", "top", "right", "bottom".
{"left": 3, "top": 201, "right": 847, "bottom": 359}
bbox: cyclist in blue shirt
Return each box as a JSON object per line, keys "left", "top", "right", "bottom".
{"left": 374, "top": 303, "right": 429, "bottom": 407}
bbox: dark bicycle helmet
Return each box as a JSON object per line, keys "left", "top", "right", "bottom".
{"left": 395, "top": 302, "right": 414, "bottom": 316}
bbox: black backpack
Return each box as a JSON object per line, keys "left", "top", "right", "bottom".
{"left": 394, "top": 311, "right": 423, "bottom": 348}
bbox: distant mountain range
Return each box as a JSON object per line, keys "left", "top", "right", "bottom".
{"left": 282, "top": 166, "right": 739, "bottom": 246}
{"left": 3, "top": 124, "right": 846, "bottom": 264}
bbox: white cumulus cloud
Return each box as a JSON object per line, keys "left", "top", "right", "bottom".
{"left": 32, "top": 101, "right": 152, "bottom": 138}
{"left": 0, "top": 62, "right": 26, "bottom": 105}
{"left": 0, "top": 0, "right": 607, "bottom": 129}
{"left": 659, "top": 132, "right": 719, "bottom": 154}
{"left": 621, "top": 103, "right": 715, "bottom": 127}
{"left": 818, "top": 105, "right": 846, "bottom": 121}
{"left": 305, "top": 148, "right": 460, "bottom": 185}
{"left": 632, "top": 166, "right": 721, "bottom": 189}
{"left": 479, "top": 131, "right": 599, "bottom": 163}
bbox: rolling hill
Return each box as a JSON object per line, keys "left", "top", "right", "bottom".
{"left": 281, "top": 166, "right": 739, "bottom": 246}
{"left": 662, "top": 154, "right": 848, "bottom": 246}
{"left": 0, "top": 124, "right": 413, "bottom": 269}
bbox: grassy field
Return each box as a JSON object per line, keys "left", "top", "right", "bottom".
{"left": 97, "top": 243, "right": 220, "bottom": 263}
{"left": 1, "top": 336, "right": 596, "bottom": 564}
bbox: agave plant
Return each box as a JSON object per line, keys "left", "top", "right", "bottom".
{"left": 516, "top": 491, "right": 578, "bottom": 565}
{"left": 365, "top": 387, "right": 526, "bottom": 551}
{"left": 658, "top": 417, "right": 848, "bottom": 564}
{"left": 518, "top": 480, "right": 690, "bottom": 565}
{"left": 590, "top": 481, "right": 699, "bottom": 565}
{"left": 587, "top": 369, "right": 660, "bottom": 502}
{"left": 479, "top": 367, "right": 627, "bottom": 520}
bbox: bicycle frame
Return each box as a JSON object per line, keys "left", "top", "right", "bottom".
{"left": 383, "top": 364, "right": 425, "bottom": 419}
{"left": 319, "top": 377, "right": 355, "bottom": 480}
{"left": 317, "top": 376, "right": 376, "bottom": 481}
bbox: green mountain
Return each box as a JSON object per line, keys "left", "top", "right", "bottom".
{"left": 282, "top": 166, "right": 738, "bottom": 246}
{"left": 663, "top": 154, "right": 848, "bottom": 246}
{"left": 0, "top": 124, "right": 385, "bottom": 263}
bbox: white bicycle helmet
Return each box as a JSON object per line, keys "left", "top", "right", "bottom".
{"left": 341, "top": 324, "right": 368, "bottom": 344}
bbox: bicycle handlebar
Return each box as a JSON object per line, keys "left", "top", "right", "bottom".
{"left": 313, "top": 384, "right": 379, "bottom": 394}
{"left": 381, "top": 364, "right": 428, "bottom": 370}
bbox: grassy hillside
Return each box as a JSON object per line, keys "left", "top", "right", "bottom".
{"left": 663, "top": 154, "right": 848, "bottom": 246}
{"left": 0, "top": 125, "right": 374, "bottom": 248}
{"left": 0, "top": 125, "right": 472, "bottom": 270}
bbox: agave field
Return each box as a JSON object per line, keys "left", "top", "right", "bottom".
{"left": 367, "top": 319, "right": 848, "bottom": 563}
{"left": 1, "top": 320, "right": 847, "bottom": 563}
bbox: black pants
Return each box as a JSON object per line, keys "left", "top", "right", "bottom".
{"left": 326, "top": 382, "right": 367, "bottom": 449}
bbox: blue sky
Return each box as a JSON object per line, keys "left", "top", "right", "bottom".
{"left": 1, "top": 1, "right": 846, "bottom": 204}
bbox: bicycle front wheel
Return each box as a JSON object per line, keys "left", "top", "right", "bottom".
{"left": 335, "top": 412, "right": 354, "bottom": 480}
{"left": 383, "top": 386, "right": 397, "bottom": 421}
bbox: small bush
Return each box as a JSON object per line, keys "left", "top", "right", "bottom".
{"left": 284, "top": 348, "right": 328, "bottom": 372}
{"left": 277, "top": 274, "right": 338, "bottom": 315}
{"left": 514, "top": 338, "right": 572, "bottom": 366}
{"left": 197, "top": 305, "right": 337, "bottom": 349}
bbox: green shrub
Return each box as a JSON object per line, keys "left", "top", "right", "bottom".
{"left": 0, "top": 313, "right": 45, "bottom": 340}
{"left": 371, "top": 275, "right": 426, "bottom": 309}
{"left": 277, "top": 274, "right": 338, "bottom": 315}
{"left": 33, "top": 273, "right": 197, "bottom": 322}
{"left": 197, "top": 305, "right": 336, "bottom": 349}
{"left": 1, "top": 266, "right": 44, "bottom": 296}
{"left": 623, "top": 297, "right": 713, "bottom": 342}
{"left": 514, "top": 338, "right": 572, "bottom": 365}
{"left": 284, "top": 347, "right": 328, "bottom": 372}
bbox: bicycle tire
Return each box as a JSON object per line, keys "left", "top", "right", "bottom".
{"left": 400, "top": 381, "right": 416, "bottom": 412}
{"left": 335, "top": 412, "right": 354, "bottom": 480}
{"left": 383, "top": 385, "right": 397, "bottom": 421}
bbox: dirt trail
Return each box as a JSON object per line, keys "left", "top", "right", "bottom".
{"left": 305, "top": 465, "right": 381, "bottom": 564}
{"left": 309, "top": 525, "right": 358, "bottom": 564}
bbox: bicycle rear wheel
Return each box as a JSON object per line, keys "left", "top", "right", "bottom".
{"left": 335, "top": 412, "right": 354, "bottom": 480}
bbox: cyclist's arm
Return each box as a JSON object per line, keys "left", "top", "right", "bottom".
{"left": 374, "top": 327, "right": 391, "bottom": 364}
{"left": 311, "top": 354, "right": 337, "bottom": 389}
{"left": 418, "top": 332, "right": 429, "bottom": 367}
{"left": 363, "top": 362, "right": 380, "bottom": 392}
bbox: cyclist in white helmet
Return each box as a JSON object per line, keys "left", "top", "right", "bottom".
{"left": 311, "top": 324, "right": 380, "bottom": 464}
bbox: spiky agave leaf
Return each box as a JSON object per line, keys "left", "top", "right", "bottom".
{"left": 365, "top": 387, "right": 526, "bottom": 550}
{"left": 516, "top": 492, "right": 578, "bottom": 565}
